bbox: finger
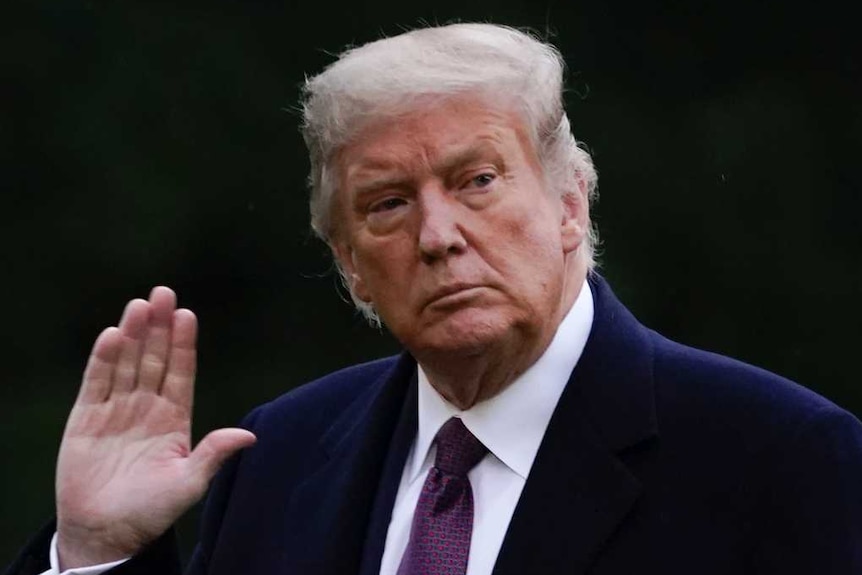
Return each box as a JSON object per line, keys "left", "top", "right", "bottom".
{"left": 77, "top": 327, "right": 123, "bottom": 404}
{"left": 110, "top": 299, "right": 150, "bottom": 395}
{"left": 136, "top": 287, "right": 177, "bottom": 393}
{"left": 187, "top": 428, "right": 257, "bottom": 494}
{"left": 160, "top": 308, "right": 197, "bottom": 411}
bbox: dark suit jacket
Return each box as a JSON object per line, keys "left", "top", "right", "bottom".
{"left": 8, "top": 275, "right": 862, "bottom": 574}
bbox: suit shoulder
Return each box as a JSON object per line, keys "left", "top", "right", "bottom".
{"left": 647, "top": 330, "right": 858, "bottom": 445}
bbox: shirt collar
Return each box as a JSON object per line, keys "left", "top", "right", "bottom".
{"left": 409, "top": 278, "right": 594, "bottom": 482}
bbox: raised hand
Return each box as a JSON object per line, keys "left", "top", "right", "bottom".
{"left": 55, "top": 287, "right": 256, "bottom": 570}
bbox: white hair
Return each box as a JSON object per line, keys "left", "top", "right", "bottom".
{"left": 300, "top": 23, "right": 599, "bottom": 321}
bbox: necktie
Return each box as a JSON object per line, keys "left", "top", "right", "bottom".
{"left": 398, "top": 417, "right": 488, "bottom": 575}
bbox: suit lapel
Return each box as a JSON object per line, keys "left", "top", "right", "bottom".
{"left": 493, "top": 274, "right": 658, "bottom": 575}
{"left": 282, "top": 354, "right": 418, "bottom": 575}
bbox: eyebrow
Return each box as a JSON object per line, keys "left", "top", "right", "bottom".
{"left": 434, "top": 141, "right": 506, "bottom": 180}
{"left": 347, "top": 138, "right": 508, "bottom": 200}
{"left": 351, "top": 175, "right": 413, "bottom": 199}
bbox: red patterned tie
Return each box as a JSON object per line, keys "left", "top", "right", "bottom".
{"left": 398, "top": 417, "right": 488, "bottom": 575}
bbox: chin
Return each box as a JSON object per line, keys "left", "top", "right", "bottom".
{"left": 407, "top": 306, "right": 519, "bottom": 358}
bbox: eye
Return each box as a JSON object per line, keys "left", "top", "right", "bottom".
{"left": 465, "top": 173, "right": 496, "bottom": 189}
{"left": 369, "top": 197, "right": 407, "bottom": 213}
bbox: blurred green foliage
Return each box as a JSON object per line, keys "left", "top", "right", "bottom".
{"left": 2, "top": 0, "right": 860, "bottom": 563}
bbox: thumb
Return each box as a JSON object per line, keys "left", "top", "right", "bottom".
{"left": 187, "top": 428, "right": 257, "bottom": 488}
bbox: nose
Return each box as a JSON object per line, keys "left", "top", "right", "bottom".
{"left": 417, "top": 186, "right": 467, "bottom": 263}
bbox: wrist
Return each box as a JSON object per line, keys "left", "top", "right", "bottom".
{"left": 56, "top": 527, "right": 136, "bottom": 571}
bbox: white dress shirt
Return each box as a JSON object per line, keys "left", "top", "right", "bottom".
{"left": 45, "top": 280, "right": 594, "bottom": 575}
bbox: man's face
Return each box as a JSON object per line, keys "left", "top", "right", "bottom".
{"left": 333, "top": 96, "right": 588, "bottom": 364}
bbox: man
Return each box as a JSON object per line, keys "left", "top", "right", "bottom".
{"left": 7, "top": 23, "right": 862, "bottom": 575}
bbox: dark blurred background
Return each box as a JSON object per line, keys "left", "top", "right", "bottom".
{"left": 2, "top": 0, "right": 860, "bottom": 563}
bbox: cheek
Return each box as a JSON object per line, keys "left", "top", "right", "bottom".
{"left": 502, "top": 210, "right": 563, "bottom": 263}
{"left": 488, "top": 215, "right": 566, "bottom": 302}
{"left": 355, "top": 236, "right": 415, "bottom": 287}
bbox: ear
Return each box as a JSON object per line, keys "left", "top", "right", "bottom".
{"left": 560, "top": 185, "right": 589, "bottom": 255}
{"left": 332, "top": 241, "right": 372, "bottom": 303}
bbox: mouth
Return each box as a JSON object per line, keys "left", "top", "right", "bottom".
{"left": 425, "top": 284, "right": 487, "bottom": 308}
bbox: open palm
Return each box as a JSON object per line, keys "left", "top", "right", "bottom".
{"left": 55, "top": 287, "right": 256, "bottom": 570}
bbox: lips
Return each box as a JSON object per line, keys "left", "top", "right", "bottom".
{"left": 424, "top": 283, "right": 486, "bottom": 307}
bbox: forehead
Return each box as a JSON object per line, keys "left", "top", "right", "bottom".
{"left": 336, "top": 95, "right": 536, "bottom": 179}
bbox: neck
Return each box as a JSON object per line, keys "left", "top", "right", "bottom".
{"left": 419, "top": 263, "right": 587, "bottom": 410}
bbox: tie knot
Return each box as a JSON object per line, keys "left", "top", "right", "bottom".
{"left": 433, "top": 417, "right": 487, "bottom": 476}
